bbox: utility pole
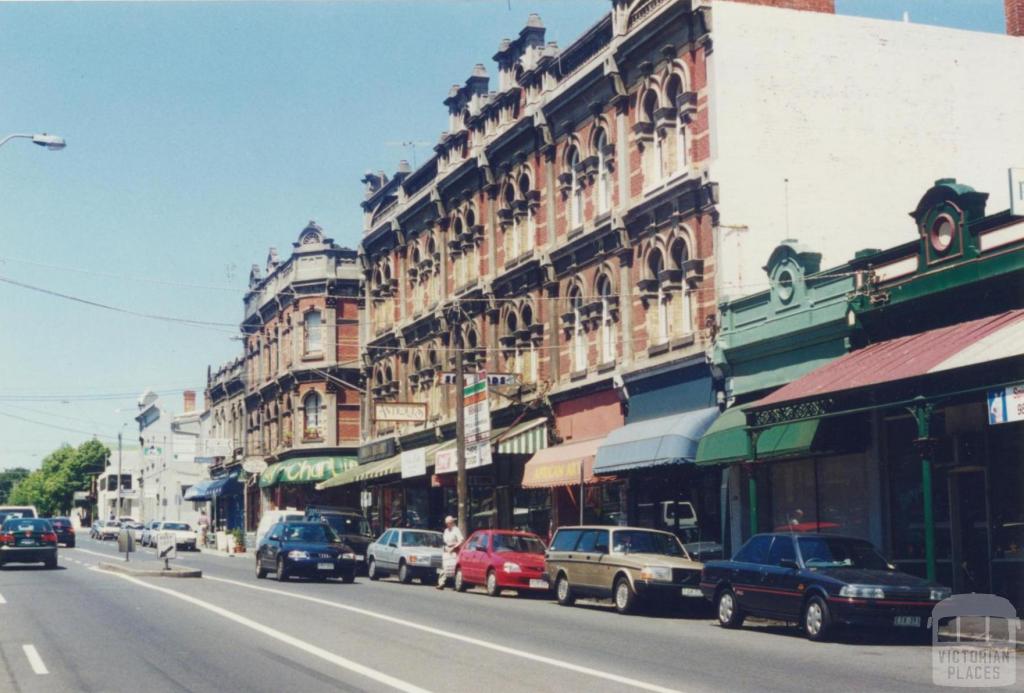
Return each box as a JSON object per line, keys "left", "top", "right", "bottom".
{"left": 455, "top": 347, "right": 467, "bottom": 532}
{"left": 116, "top": 431, "right": 123, "bottom": 520}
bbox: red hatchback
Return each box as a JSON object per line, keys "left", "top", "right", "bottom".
{"left": 454, "top": 529, "right": 550, "bottom": 596}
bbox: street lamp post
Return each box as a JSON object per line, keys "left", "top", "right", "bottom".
{"left": 0, "top": 133, "right": 66, "bottom": 150}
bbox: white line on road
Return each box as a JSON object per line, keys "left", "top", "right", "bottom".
{"left": 204, "top": 575, "right": 682, "bottom": 693}
{"left": 0, "top": 593, "right": 6, "bottom": 604}
{"left": 92, "top": 568, "right": 430, "bottom": 693}
{"left": 22, "top": 645, "right": 48, "bottom": 675}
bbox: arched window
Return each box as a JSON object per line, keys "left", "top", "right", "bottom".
{"left": 595, "top": 129, "right": 611, "bottom": 215}
{"left": 504, "top": 182, "right": 519, "bottom": 261}
{"left": 505, "top": 311, "right": 520, "bottom": 375}
{"left": 671, "top": 238, "right": 693, "bottom": 335}
{"left": 303, "top": 310, "right": 322, "bottom": 355}
{"left": 520, "top": 304, "right": 537, "bottom": 383}
{"left": 642, "top": 90, "right": 664, "bottom": 185}
{"left": 665, "top": 75, "right": 687, "bottom": 174}
{"left": 597, "top": 274, "right": 615, "bottom": 363}
{"left": 648, "top": 249, "right": 669, "bottom": 343}
{"left": 303, "top": 392, "right": 322, "bottom": 440}
{"left": 567, "top": 147, "right": 582, "bottom": 229}
{"left": 569, "top": 286, "right": 587, "bottom": 371}
{"left": 464, "top": 209, "right": 478, "bottom": 282}
{"left": 518, "top": 172, "right": 533, "bottom": 253}
{"left": 452, "top": 217, "right": 465, "bottom": 287}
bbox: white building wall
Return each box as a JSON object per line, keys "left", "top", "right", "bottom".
{"left": 710, "top": 2, "right": 1024, "bottom": 299}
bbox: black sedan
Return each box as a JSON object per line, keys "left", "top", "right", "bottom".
{"left": 700, "top": 533, "right": 951, "bottom": 641}
{"left": 48, "top": 516, "right": 76, "bottom": 548}
{"left": 0, "top": 518, "right": 58, "bottom": 569}
{"left": 255, "top": 521, "right": 357, "bottom": 583}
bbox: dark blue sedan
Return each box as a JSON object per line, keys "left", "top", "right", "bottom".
{"left": 700, "top": 533, "right": 951, "bottom": 641}
{"left": 255, "top": 521, "right": 357, "bottom": 583}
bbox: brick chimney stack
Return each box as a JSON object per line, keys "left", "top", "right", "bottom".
{"left": 183, "top": 390, "right": 196, "bottom": 413}
{"left": 726, "top": 0, "right": 835, "bottom": 12}
{"left": 1008, "top": 0, "right": 1024, "bottom": 36}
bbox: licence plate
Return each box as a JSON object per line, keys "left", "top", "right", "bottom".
{"left": 357, "top": 555, "right": 365, "bottom": 562}
{"left": 680, "top": 587, "right": 702, "bottom": 598}
{"left": 17, "top": 539, "right": 36, "bottom": 546}
{"left": 894, "top": 616, "right": 921, "bottom": 627}
{"left": 529, "top": 579, "right": 549, "bottom": 589}
{"left": 317, "top": 562, "right": 334, "bottom": 570}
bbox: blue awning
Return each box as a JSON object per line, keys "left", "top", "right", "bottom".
{"left": 594, "top": 407, "right": 721, "bottom": 475}
{"left": 207, "top": 472, "right": 242, "bottom": 498}
{"left": 183, "top": 479, "right": 216, "bottom": 501}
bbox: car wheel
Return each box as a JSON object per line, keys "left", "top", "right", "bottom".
{"left": 803, "top": 595, "right": 832, "bottom": 642}
{"left": 276, "top": 557, "right": 288, "bottom": 582}
{"left": 255, "top": 555, "right": 267, "bottom": 579}
{"left": 454, "top": 568, "right": 467, "bottom": 592}
{"left": 614, "top": 576, "right": 637, "bottom": 615}
{"left": 45, "top": 557, "right": 57, "bottom": 570}
{"left": 367, "top": 557, "right": 379, "bottom": 581}
{"left": 340, "top": 571, "right": 355, "bottom": 584}
{"left": 68, "top": 541, "right": 75, "bottom": 549}
{"left": 717, "top": 588, "right": 745, "bottom": 629}
{"left": 556, "top": 574, "right": 575, "bottom": 607}
{"left": 399, "top": 560, "right": 413, "bottom": 584}
{"left": 485, "top": 570, "right": 501, "bottom": 597}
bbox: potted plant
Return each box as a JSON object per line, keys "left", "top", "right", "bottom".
{"left": 231, "top": 528, "right": 246, "bottom": 553}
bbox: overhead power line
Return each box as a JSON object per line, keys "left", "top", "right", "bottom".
{"left": 0, "top": 409, "right": 119, "bottom": 441}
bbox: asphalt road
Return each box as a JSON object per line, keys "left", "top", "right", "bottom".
{"left": 0, "top": 536, "right": 1017, "bottom": 693}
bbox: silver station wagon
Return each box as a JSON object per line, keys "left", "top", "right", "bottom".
{"left": 367, "top": 528, "right": 445, "bottom": 584}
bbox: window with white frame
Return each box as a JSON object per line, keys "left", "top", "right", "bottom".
{"left": 518, "top": 173, "right": 532, "bottom": 253}
{"left": 671, "top": 238, "right": 693, "bottom": 335}
{"left": 505, "top": 312, "right": 519, "bottom": 375}
{"left": 595, "top": 129, "right": 611, "bottom": 215}
{"left": 666, "top": 75, "right": 688, "bottom": 175}
{"left": 568, "top": 147, "right": 582, "bottom": 229}
{"left": 520, "top": 305, "right": 537, "bottom": 383}
{"left": 649, "top": 250, "right": 669, "bottom": 343}
{"left": 303, "top": 310, "right": 323, "bottom": 354}
{"left": 504, "top": 184, "right": 520, "bottom": 261}
{"left": 303, "top": 392, "right": 322, "bottom": 439}
{"left": 569, "top": 286, "right": 587, "bottom": 371}
{"left": 597, "top": 274, "right": 615, "bottom": 363}
{"left": 464, "top": 209, "right": 478, "bottom": 282}
{"left": 642, "top": 91, "right": 664, "bottom": 185}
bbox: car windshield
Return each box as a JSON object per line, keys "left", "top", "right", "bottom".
{"left": 3, "top": 519, "right": 51, "bottom": 532}
{"left": 401, "top": 531, "right": 443, "bottom": 548}
{"left": 283, "top": 524, "right": 338, "bottom": 543}
{"left": 323, "top": 514, "right": 371, "bottom": 537}
{"left": 492, "top": 534, "right": 545, "bottom": 554}
{"left": 612, "top": 530, "right": 687, "bottom": 557}
{"left": 797, "top": 537, "right": 892, "bottom": 570}
{"left": 163, "top": 523, "right": 190, "bottom": 531}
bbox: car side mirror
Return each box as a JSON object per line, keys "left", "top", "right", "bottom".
{"left": 389, "top": 542, "right": 398, "bottom": 548}
{"left": 779, "top": 558, "right": 799, "bottom": 570}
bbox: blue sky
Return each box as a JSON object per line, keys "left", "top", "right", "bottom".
{"left": 0, "top": 0, "right": 1008, "bottom": 470}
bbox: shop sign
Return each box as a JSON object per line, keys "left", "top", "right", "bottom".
{"left": 433, "top": 441, "right": 492, "bottom": 475}
{"left": 987, "top": 383, "right": 1024, "bottom": 425}
{"left": 435, "top": 449, "right": 456, "bottom": 474}
{"left": 374, "top": 401, "right": 427, "bottom": 423}
{"left": 259, "top": 457, "right": 358, "bottom": 488}
{"left": 401, "top": 448, "right": 427, "bottom": 479}
{"left": 464, "top": 374, "right": 491, "bottom": 444}
{"left": 360, "top": 490, "right": 373, "bottom": 508}
{"left": 359, "top": 438, "right": 396, "bottom": 463}
{"left": 441, "top": 372, "right": 519, "bottom": 386}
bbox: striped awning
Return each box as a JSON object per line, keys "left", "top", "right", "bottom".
{"left": 315, "top": 453, "right": 402, "bottom": 490}
{"left": 495, "top": 418, "right": 548, "bottom": 455}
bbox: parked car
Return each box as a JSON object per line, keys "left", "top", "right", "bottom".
{"left": 91, "top": 520, "right": 121, "bottom": 541}
{"left": 256, "top": 509, "right": 305, "bottom": 542}
{"left": 455, "top": 529, "right": 549, "bottom": 597}
{"left": 0, "top": 517, "right": 58, "bottom": 569}
{"left": 48, "top": 517, "right": 76, "bottom": 548}
{"left": 545, "top": 525, "right": 704, "bottom": 614}
{"left": 305, "top": 506, "right": 374, "bottom": 568}
{"left": 140, "top": 520, "right": 162, "bottom": 546}
{"left": 129, "top": 522, "right": 147, "bottom": 543}
{"left": 0, "top": 505, "right": 38, "bottom": 520}
{"left": 158, "top": 522, "right": 198, "bottom": 551}
{"left": 367, "top": 528, "right": 444, "bottom": 583}
{"left": 700, "top": 533, "right": 952, "bottom": 641}
{"left": 255, "top": 521, "right": 357, "bottom": 582}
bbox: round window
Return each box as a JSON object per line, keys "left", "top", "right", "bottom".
{"left": 930, "top": 214, "right": 955, "bottom": 253}
{"left": 777, "top": 269, "right": 795, "bottom": 303}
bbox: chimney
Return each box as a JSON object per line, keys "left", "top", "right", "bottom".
{"left": 1008, "top": 0, "right": 1024, "bottom": 36}
{"left": 726, "top": 0, "right": 835, "bottom": 13}
{"left": 183, "top": 390, "right": 196, "bottom": 413}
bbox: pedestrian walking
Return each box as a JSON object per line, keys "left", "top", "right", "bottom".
{"left": 436, "top": 515, "right": 464, "bottom": 590}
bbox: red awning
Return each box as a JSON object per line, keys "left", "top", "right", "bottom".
{"left": 755, "top": 309, "right": 1024, "bottom": 409}
{"left": 521, "top": 436, "right": 606, "bottom": 489}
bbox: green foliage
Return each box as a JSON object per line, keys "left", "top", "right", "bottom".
{"left": 0, "top": 467, "right": 30, "bottom": 504}
{"left": 7, "top": 440, "right": 110, "bottom": 516}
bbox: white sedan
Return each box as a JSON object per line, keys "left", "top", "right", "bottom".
{"left": 157, "top": 522, "right": 199, "bottom": 551}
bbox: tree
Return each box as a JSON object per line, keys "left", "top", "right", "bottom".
{"left": 0, "top": 467, "right": 30, "bottom": 504}
{"left": 7, "top": 440, "right": 110, "bottom": 516}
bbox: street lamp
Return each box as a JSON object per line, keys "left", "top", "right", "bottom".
{"left": 0, "top": 132, "right": 67, "bottom": 151}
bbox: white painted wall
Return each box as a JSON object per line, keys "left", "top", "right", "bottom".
{"left": 710, "top": 2, "right": 1024, "bottom": 299}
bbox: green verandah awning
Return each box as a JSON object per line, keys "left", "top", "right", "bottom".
{"left": 259, "top": 456, "right": 358, "bottom": 488}
{"left": 694, "top": 405, "right": 820, "bottom": 466}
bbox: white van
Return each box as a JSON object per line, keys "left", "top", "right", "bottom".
{"left": 0, "top": 505, "right": 39, "bottom": 522}
{"left": 255, "top": 508, "right": 304, "bottom": 541}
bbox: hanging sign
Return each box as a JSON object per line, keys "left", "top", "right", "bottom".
{"left": 374, "top": 401, "right": 427, "bottom": 423}
{"left": 987, "top": 383, "right": 1024, "bottom": 425}
{"left": 464, "top": 373, "right": 491, "bottom": 444}
{"left": 401, "top": 448, "right": 427, "bottom": 479}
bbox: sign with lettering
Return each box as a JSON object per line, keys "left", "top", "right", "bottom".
{"left": 464, "top": 373, "right": 491, "bottom": 444}
{"left": 400, "top": 448, "right": 427, "bottom": 479}
{"left": 374, "top": 401, "right": 427, "bottom": 423}
{"left": 987, "top": 383, "right": 1024, "bottom": 425}
{"left": 433, "top": 441, "right": 492, "bottom": 475}
{"left": 440, "top": 372, "right": 519, "bottom": 386}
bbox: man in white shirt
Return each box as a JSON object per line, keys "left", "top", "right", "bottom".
{"left": 436, "top": 515, "right": 464, "bottom": 590}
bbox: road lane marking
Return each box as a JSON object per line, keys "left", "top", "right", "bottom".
{"left": 0, "top": 593, "right": 6, "bottom": 604}
{"left": 92, "top": 568, "right": 430, "bottom": 693}
{"left": 22, "top": 645, "right": 48, "bottom": 675}
{"left": 204, "top": 575, "right": 682, "bottom": 693}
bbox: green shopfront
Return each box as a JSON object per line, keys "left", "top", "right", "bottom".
{"left": 260, "top": 456, "right": 359, "bottom": 511}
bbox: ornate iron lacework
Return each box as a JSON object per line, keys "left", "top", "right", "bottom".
{"left": 751, "top": 398, "right": 834, "bottom": 427}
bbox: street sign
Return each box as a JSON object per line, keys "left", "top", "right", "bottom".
{"left": 360, "top": 490, "right": 372, "bottom": 509}
{"left": 440, "top": 372, "right": 519, "bottom": 386}
{"left": 1011, "top": 167, "right": 1024, "bottom": 217}
{"left": 156, "top": 531, "right": 177, "bottom": 563}
{"left": 464, "top": 373, "right": 491, "bottom": 443}
{"left": 374, "top": 401, "right": 427, "bottom": 423}
{"left": 988, "top": 382, "right": 1024, "bottom": 425}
